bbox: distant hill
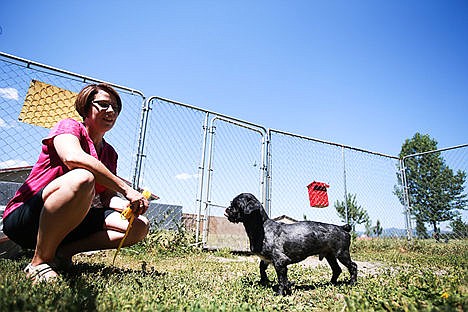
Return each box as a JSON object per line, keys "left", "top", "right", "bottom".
{"left": 357, "top": 227, "right": 454, "bottom": 238}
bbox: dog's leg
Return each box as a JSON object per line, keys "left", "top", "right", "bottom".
{"left": 337, "top": 252, "right": 358, "bottom": 284}
{"left": 259, "top": 260, "right": 269, "bottom": 286}
{"left": 325, "top": 255, "right": 342, "bottom": 285}
{"left": 273, "top": 264, "right": 291, "bottom": 296}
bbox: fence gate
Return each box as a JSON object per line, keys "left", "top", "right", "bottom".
{"left": 138, "top": 97, "right": 267, "bottom": 250}
{"left": 201, "top": 117, "right": 267, "bottom": 251}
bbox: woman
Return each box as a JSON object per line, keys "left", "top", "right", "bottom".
{"left": 2, "top": 83, "right": 149, "bottom": 282}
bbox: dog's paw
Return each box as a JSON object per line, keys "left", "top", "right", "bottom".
{"left": 277, "top": 288, "right": 292, "bottom": 296}
{"left": 259, "top": 278, "right": 270, "bottom": 287}
{"left": 348, "top": 278, "right": 357, "bottom": 285}
{"left": 286, "top": 280, "right": 295, "bottom": 288}
{"left": 274, "top": 284, "right": 292, "bottom": 296}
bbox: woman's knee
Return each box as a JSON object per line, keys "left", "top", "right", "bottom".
{"left": 132, "top": 216, "right": 150, "bottom": 242}
{"left": 67, "top": 169, "right": 95, "bottom": 193}
{"left": 43, "top": 168, "right": 95, "bottom": 203}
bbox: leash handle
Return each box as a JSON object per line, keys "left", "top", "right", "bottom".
{"left": 120, "top": 189, "right": 152, "bottom": 220}
{"left": 112, "top": 190, "right": 152, "bottom": 266}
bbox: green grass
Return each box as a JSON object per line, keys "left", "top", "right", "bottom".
{"left": 0, "top": 233, "right": 466, "bottom": 311}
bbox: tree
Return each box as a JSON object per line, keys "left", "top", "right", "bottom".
{"left": 364, "top": 220, "right": 372, "bottom": 236}
{"left": 395, "top": 133, "right": 467, "bottom": 239}
{"left": 415, "top": 218, "right": 429, "bottom": 239}
{"left": 373, "top": 220, "right": 383, "bottom": 237}
{"left": 450, "top": 216, "right": 468, "bottom": 238}
{"left": 334, "top": 193, "right": 370, "bottom": 233}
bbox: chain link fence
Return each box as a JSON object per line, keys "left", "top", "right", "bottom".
{"left": 268, "top": 130, "right": 405, "bottom": 239}
{"left": 400, "top": 144, "right": 468, "bottom": 240}
{"left": 0, "top": 53, "right": 145, "bottom": 185}
{"left": 0, "top": 53, "right": 146, "bottom": 255}
{"left": 1, "top": 52, "right": 467, "bottom": 254}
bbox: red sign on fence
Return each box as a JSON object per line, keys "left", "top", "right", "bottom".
{"left": 307, "top": 181, "right": 329, "bottom": 208}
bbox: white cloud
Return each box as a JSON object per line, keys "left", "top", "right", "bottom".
{"left": 0, "top": 159, "right": 30, "bottom": 169}
{"left": 0, "top": 87, "right": 19, "bottom": 100}
{"left": 0, "top": 117, "right": 18, "bottom": 128}
{"left": 175, "top": 172, "right": 199, "bottom": 180}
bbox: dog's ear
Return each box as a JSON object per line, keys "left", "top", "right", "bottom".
{"left": 243, "top": 193, "right": 262, "bottom": 215}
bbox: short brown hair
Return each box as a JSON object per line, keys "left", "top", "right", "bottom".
{"left": 75, "top": 83, "right": 122, "bottom": 118}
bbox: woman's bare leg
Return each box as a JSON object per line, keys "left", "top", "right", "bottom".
{"left": 56, "top": 212, "right": 149, "bottom": 259}
{"left": 31, "top": 168, "right": 95, "bottom": 268}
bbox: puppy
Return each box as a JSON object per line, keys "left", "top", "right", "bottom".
{"left": 225, "top": 193, "right": 357, "bottom": 295}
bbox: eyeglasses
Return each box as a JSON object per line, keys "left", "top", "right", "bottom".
{"left": 92, "top": 100, "right": 120, "bottom": 113}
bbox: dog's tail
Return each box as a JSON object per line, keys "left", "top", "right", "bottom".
{"left": 342, "top": 224, "right": 352, "bottom": 232}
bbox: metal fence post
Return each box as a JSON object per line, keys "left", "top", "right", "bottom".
{"left": 400, "top": 158, "right": 413, "bottom": 240}
{"left": 195, "top": 113, "right": 210, "bottom": 244}
{"left": 201, "top": 118, "right": 217, "bottom": 248}
{"left": 132, "top": 97, "right": 151, "bottom": 189}
{"left": 342, "top": 146, "right": 349, "bottom": 224}
{"left": 264, "top": 130, "right": 272, "bottom": 216}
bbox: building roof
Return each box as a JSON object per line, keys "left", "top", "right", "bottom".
{"left": 272, "top": 215, "right": 298, "bottom": 224}
{"left": 0, "top": 166, "right": 33, "bottom": 183}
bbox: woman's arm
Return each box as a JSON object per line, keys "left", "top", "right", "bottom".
{"left": 95, "top": 189, "right": 129, "bottom": 212}
{"left": 53, "top": 133, "right": 148, "bottom": 214}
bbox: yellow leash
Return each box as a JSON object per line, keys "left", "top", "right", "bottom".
{"left": 112, "top": 190, "right": 152, "bottom": 265}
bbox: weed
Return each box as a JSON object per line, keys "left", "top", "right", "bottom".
{"left": 1, "top": 236, "right": 466, "bottom": 311}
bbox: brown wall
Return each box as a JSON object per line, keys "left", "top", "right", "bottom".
{"left": 183, "top": 214, "right": 246, "bottom": 236}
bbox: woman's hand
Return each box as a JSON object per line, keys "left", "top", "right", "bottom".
{"left": 125, "top": 188, "right": 149, "bottom": 216}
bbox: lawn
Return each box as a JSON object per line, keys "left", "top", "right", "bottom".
{"left": 0, "top": 230, "right": 466, "bottom": 311}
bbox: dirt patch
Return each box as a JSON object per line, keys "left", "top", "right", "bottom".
{"left": 299, "top": 256, "right": 383, "bottom": 276}
{"left": 211, "top": 254, "right": 383, "bottom": 276}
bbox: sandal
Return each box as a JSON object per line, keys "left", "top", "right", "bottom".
{"left": 24, "top": 263, "right": 60, "bottom": 284}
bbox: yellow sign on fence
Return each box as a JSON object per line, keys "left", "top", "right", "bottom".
{"left": 19, "top": 80, "right": 82, "bottom": 128}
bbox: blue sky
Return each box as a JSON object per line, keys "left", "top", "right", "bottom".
{"left": 1, "top": 0, "right": 467, "bottom": 156}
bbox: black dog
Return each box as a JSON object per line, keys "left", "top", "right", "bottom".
{"left": 225, "top": 193, "right": 357, "bottom": 295}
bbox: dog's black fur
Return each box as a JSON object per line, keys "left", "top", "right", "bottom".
{"left": 225, "top": 193, "right": 358, "bottom": 295}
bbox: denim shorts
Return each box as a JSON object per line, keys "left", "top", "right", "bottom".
{"left": 3, "top": 189, "right": 115, "bottom": 249}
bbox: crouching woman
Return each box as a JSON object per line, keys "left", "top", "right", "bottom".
{"left": 2, "top": 83, "right": 149, "bottom": 283}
